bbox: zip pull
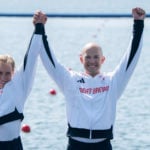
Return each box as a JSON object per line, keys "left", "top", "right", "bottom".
{"left": 89, "top": 130, "right": 92, "bottom": 139}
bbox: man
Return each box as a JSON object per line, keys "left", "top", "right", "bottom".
{"left": 0, "top": 14, "right": 46, "bottom": 149}
{"left": 33, "top": 7, "right": 145, "bottom": 150}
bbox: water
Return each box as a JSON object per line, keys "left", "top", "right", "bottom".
{"left": 0, "top": 1, "right": 150, "bottom": 150}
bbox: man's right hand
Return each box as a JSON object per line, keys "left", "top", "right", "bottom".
{"left": 132, "top": 7, "right": 146, "bottom": 20}
{"left": 33, "top": 11, "right": 47, "bottom": 25}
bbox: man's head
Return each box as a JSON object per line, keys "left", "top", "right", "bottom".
{"left": 80, "top": 43, "right": 105, "bottom": 77}
{"left": 0, "top": 55, "right": 15, "bottom": 88}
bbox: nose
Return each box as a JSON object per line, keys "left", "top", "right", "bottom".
{"left": 0, "top": 74, "right": 8, "bottom": 82}
{"left": 89, "top": 57, "right": 96, "bottom": 63}
{"left": 1, "top": 74, "right": 6, "bottom": 81}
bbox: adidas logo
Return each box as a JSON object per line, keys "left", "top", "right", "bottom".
{"left": 77, "top": 78, "right": 85, "bottom": 83}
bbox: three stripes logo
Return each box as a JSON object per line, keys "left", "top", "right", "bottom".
{"left": 77, "top": 78, "right": 85, "bottom": 83}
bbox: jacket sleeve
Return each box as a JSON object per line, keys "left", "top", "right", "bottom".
{"left": 111, "top": 20, "right": 144, "bottom": 100}
{"left": 39, "top": 24, "right": 71, "bottom": 92}
{"left": 13, "top": 23, "right": 44, "bottom": 100}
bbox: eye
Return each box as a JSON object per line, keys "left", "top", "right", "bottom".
{"left": 85, "top": 56, "right": 91, "bottom": 59}
{"left": 94, "top": 55, "right": 100, "bottom": 59}
{"left": 5, "top": 72, "right": 11, "bottom": 76}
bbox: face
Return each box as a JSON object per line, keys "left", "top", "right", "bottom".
{"left": 0, "top": 62, "right": 14, "bottom": 89}
{"left": 80, "top": 43, "right": 105, "bottom": 77}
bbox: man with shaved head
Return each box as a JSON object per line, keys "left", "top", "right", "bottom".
{"left": 33, "top": 7, "right": 145, "bottom": 150}
{"left": 80, "top": 42, "right": 105, "bottom": 77}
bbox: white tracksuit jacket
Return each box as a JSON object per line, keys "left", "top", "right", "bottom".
{"left": 40, "top": 20, "right": 144, "bottom": 139}
{"left": 0, "top": 25, "right": 44, "bottom": 141}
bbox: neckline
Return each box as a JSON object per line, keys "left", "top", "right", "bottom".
{"left": 82, "top": 72, "right": 103, "bottom": 78}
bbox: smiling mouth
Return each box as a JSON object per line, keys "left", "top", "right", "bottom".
{"left": 0, "top": 81, "right": 6, "bottom": 88}
{"left": 88, "top": 64, "right": 97, "bottom": 68}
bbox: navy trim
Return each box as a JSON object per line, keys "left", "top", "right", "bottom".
{"left": 0, "top": 136, "right": 23, "bottom": 150}
{"left": 23, "top": 54, "right": 27, "bottom": 71}
{"left": 34, "top": 23, "right": 45, "bottom": 35}
{"left": 126, "top": 20, "right": 144, "bottom": 70}
{"left": 24, "top": 23, "right": 45, "bottom": 71}
{"left": 0, "top": 108, "right": 24, "bottom": 125}
{"left": 23, "top": 34, "right": 34, "bottom": 71}
{"left": 42, "top": 35, "right": 55, "bottom": 67}
{"left": 67, "top": 124, "right": 113, "bottom": 139}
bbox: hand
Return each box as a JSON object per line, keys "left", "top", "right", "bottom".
{"left": 132, "top": 7, "right": 146, "bottom": 20}
{"left": 33, "top": 10, "right": 47, "bottom": 25}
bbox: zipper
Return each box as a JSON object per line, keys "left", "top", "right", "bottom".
{"left": 89, "top": 130, "right": 92, "bottom": 139}
{"left": 89, "top": 100, "right": 93, "bottom": 139}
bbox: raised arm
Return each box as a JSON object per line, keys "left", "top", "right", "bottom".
{"left": 33, "top": 11, "right": 72, "bottom": 92}
{"left": 13, "top": 13, "right": 47, "bottom": 101}
{"left": 125, "top": 8, "right": 145, "bottom": 69}
{"left": 111, "top": 7, "right": 145, "bottom": 100}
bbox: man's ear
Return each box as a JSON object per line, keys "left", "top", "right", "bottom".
{"left": 101, "top": 56, "right": 105, "bottom": 64}
{"left": 80, "top": 55, "right": 83, "bottom": 64}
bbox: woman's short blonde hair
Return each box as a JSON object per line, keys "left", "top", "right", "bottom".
{"left": 0, "top": 54, "right": 15, "bottom": 71}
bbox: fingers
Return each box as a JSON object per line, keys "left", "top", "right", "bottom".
{"left": 132, "top": 7, "right": 146, "bottom": 20}
{"left": 33, "top": 10, "right": 47, "bottom": 25}
{"left": 133, "top": 7, "right": 145, "bottom": 15}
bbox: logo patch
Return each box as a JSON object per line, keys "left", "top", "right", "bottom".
{"left": 77, "top": 78, "right": 85, "bottom": 83}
